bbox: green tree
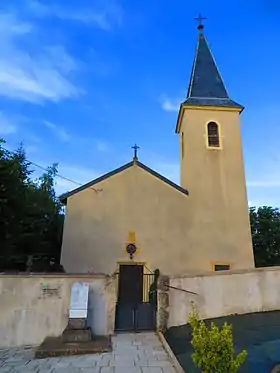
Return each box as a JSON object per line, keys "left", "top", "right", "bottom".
{"left": 0, "top": 139, "right": 64, "bottom": 271}
{"left": 149, "top": 269, "right": 160, "bottom": 305}
{"left": 188, "top": 306, "right": 247, "bottom": 373}
{"left": 0, "top": 140, "right": 32, "bottom": 256}
{"left": 250, "top": 206, "right": 280, "bottom": 267}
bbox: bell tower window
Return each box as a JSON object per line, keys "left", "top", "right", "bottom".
{"left": 207, "top": 121, "right": 221, "bottom": 148}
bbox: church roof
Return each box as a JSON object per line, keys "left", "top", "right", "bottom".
{"left": 184, "top": 29, "right": 243, "bottom": 110}
{"left": 60, "top": 160, "right": 189, "bottom": 204}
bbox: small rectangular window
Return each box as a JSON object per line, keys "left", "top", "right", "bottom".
{"left": 214, "top": 264, "right": 230, "bottom": 271}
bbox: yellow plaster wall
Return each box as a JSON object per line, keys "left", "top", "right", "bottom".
{"left": 61, "top": 104, "right": 255, "bottom": 276}
{"left": 61, "top": 164, "right": 192, "bottom": 275}
{"left": 178, "top": 106, "right": 255, "bottom": 270}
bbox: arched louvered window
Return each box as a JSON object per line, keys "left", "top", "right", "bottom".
{"left": 207, "top": 122, "right": 220, "bottom": 148}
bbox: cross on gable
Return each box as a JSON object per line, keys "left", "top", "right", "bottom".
{"left": 131, "top": 144, "right": 140, "bottom": 160}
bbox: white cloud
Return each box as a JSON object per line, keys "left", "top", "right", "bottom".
{"left": 0, "top": 12, "right": 81, "bottom": 103}
{"left": 245, "top": 151, "right": 280, "bottom": 207}
{"left": 27, "top": 0, "right": 123, "bottom": 31}
{"left": 44, "top": 121, "right": 71, "bottom": 142}
{"left": 0, "top": 112, "right": 18, "bottom": 135}
{"left": 247, "top": 181, "right": 280, "bottom": 188}
{"left": 248, "top": 200, "right": 264, "bottom": 207}
{"left": 247, "top": 168, "right": 280, "bottom": 188}
{"left": 0, "top": 13, "right": 32, "bottom": 37}
{"left": 159, "top": 94, "right": 182, "bottom": 112}
{"left": 0, "top": 47, "right": 80, "bottom": 103}
{"left": 96, "top": 140, "right": 109, "bottom": 152}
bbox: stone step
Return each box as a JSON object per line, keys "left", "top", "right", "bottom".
{"left": 35, "top": 335, "right": 112, "bottom": 359}
{"left": 67, "top": 318, "right": 86, "bottom": 330}
{"left": 62, "top": 328, "right": 92, "bottom": 343}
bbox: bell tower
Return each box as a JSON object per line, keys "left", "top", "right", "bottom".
{"left": 176, "top": 18, "right": 255, "bottom": 270}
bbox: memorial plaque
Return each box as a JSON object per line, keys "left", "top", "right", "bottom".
{"left": 39, "top": 282, "right": 61, "bottom": 298}
{"left": 69, "top": 282, "right": 89, "bottom": 319}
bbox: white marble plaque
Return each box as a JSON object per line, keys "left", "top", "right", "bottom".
{"left": 69, "top": 282, "right": 89, "bottom": 318}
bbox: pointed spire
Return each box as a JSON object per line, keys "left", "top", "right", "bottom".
{"left": 184, "top": 17, "right": 243, "bottom": 110}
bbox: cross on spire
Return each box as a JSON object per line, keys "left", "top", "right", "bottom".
{"left": 131, "top": 144, "right": 140, "bottom": 161}
{"left": 194, "top": 13, "right": 207, "bottom": 32}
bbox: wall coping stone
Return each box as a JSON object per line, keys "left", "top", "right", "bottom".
{"left": 0, "top": 272, "right": 109, "bottom": 279}
{"left": 170, "top": 266, "right": 280, "bottom": 279}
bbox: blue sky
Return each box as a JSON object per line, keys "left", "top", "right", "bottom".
{"left": 0, "top": 0, "right": 279, "bottom": 207}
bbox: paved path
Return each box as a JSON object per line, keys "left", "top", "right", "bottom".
{"left": 0, "top": 332, "right": 177, "bottom": 373}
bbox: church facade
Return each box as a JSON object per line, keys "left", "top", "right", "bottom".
{"left": 60, "top": 25, "right": 255, "bottom": 277}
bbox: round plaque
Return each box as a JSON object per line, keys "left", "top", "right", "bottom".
{"left": 126, "top": 243, "right": 137, "bottom": 258}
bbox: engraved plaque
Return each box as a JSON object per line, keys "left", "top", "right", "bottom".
{"left": 69, "top": 282, "right": 89, "bottom": 319}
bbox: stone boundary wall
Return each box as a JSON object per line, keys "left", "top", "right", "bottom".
{"left": 0, "top": 273, "right": 116, "bottom": 349}
{"left": 159, "top": 266, "right": 280, "bottom": 328}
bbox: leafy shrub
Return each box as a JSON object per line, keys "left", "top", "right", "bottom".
{"left": 188, "top": 305, "right": 247, "bottom": 373}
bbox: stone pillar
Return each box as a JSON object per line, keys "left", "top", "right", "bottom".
{"left": 105, "top": 275, "right": 117, "bottom": 335}
{"left": 157, "top": 275, "right": 170, "bottom": 333}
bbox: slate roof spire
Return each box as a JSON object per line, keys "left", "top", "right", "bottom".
{"left": 183, "top": 17, "right": 243, "bottom": 110}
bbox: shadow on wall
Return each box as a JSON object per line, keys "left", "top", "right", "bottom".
{"left": 165, "top": 311, "right": 280, "bottom": 373}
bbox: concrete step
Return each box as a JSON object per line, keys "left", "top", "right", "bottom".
{"left": 67, "top": 318, "right": 86, "bottom": 330}
{"left": 35, "top": 335, "right": 112, "bottom": 359}
{"left": 62, "top": 328, "right": 92, "bottom": 343}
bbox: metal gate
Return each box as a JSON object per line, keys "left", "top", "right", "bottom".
{"left": 115, "top": 265, "right": 157, "bottom": 332}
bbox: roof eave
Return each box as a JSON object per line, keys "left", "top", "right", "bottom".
{"left": 60, "top": 160, "right": 189, "bottom": 203}
{"left": 182, "top": 98, "right": 244, "bottom": 112}
{"left": 59, "top": 161, "right": 134, "bottom": 203}
{"left": 137, "top": 161, "right": 189, "bottom": 196}
{"left": 175, "top": 99, "right": 244, "bottom": 134}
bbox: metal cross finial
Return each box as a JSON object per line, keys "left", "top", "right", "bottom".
{"left": 194, "top": 13, "right": 207, "bottom": 31}
{"left": 131, "top": 144, "right": 140, "bottom": 161}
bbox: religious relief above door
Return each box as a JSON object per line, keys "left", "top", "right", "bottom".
{"left": 124, "top": 231, "right": 140, "bottom": 260}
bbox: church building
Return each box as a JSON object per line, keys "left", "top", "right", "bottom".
{"left": 60, "top": 22, "right": 255, "bottom": 277}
